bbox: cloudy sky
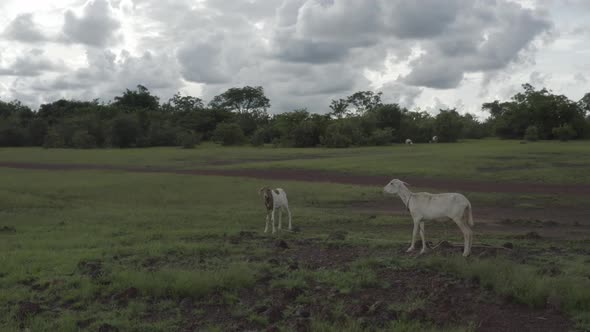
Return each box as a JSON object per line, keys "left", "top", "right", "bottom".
{"left": 0, "top": 0, "right": 588, "bottom": 118}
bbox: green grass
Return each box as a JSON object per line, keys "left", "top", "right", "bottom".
{"left": 1, "top": 146, "right": 589, "bottom": 330}
{"left": 2, "top": 139, "right": 590, "bottom": 183}
{"left": 422, "top": 255, "right": 590, "bottom": 322}
{"left": 111, "top": 263, "right": 257, "bottom": 299}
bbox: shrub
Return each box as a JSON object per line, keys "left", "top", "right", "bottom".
{"left": 321, "top": 132, "right": 352, "bottom": 148}
{"left": 71, "top": 130, "right": 97, "bottom": 149}
{"left": 110, "top": 114, "right": 140, "bottom": 148}
{"left": 292, "top": 121, "right": 320, "bottom": 147}
{"left": 433, "top": 110, "right": 463, "bottom": 142}
{"left": 177, "top": 131, "right": 201, "bottom": 149}
{"left": 524, "top": 125, "right": 539, "bottom": 141}
{"left": 0, "top": 126, "right": 28, "bottom": 146}
{"left": 552, "top": 124, "right": 576, "bottom": 141}
{"left": 368, "top": 128, "right": 393, "bottom": 146}
{"left": 43, "top": 127, "right": 65, "bottom": 148}
{"left": 213, "top": 123, "right": 246, "bottom": 146}
{"left": 250, "top": 128, "right": 266, "bottom": 147}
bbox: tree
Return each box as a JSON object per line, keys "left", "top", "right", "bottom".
{"left": 162, "top": 93, "right": 204, "bottom": 113}
{"left": 328, "top": 99, "right": 349, "bottom": 119}
{"left": 369, "top": 104, "right": 403, "bottom": 131}
{"left": 552, "top": 124, "right": 576, "bottom": 141}
{"left": 433, "top": 109, "right": 463, "bottom": 142}
{"left": 524, "top": 125, "right": 539, "bottom": 141}
{"left": 209, "top": 86, "right": 270, "bottom": 114}
{"left": 213, "top": 123, "right": 246, "bottom": 146}
{"left": 110, "top": 114, "right": 140, "bottom": 147}
{"left": 113, "top": 85, "right": 160, "bottom": 110}
{"left": 346, "top": 91, "right": 382, "bottom": 115}
{"left": 483, "top": 84, "right": 587, "bottom": 140}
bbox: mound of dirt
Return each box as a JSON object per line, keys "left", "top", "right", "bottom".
{"left": 112, "top": 287, "right": 139, "bottom": 305}
{"left": 77, "top": 259, "right": 103, "bottom": 279}
{"left": 326, "top": 231, "right": 348, "bottom": 241}
{"left": 15, "top": 301, "right": 42, "bottom": 321}
{"left": 274, "top": 239, "right": 289, "bottom": 249}
{"left": 98, "top": 323, "right": 119, "bottom": 332}
{"left": 516, "top": 231, "right": 542, "bottom": 240}
{"left": 0, "top": 226, "right": 16, "bottom": 233}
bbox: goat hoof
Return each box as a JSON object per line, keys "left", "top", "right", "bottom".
{"left": 406, "top": 247, "right": 415, "bottom": 253}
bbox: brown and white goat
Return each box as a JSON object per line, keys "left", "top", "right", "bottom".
{"left": 258, "top": 187, "right": 292, "bottom": 233}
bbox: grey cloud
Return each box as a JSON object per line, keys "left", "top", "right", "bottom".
{"left": 0, "top": 49, "right": 65, "bottom": 76}
{"left": 402, "top": 1, "right": 551, "bottom": 88}
{"left": 27, "top": 48, "right": 181, "bottom": 105}
{"left": 379, "top": 81, "right": 423, "bottom": 109}
{"left": 204, "top": 0, "right": 278, "bottom": 21}
{"left": 62, "top": 0, "right": 121, "bottom": 47}
{"left": 529, "top": 71, "right": 551, "bottom": 87}
{"left": 0, "top": 0, "right": 567, "bottom": 113}
{"left": 574, "top": 73, "right": 587, "bottom": 83}
{"left": 403, "top": 59, "right": 465, "bottom": 89}
{"left": 177, "top": 37, "right": 230, "bottom": 84}
{"left": 272, "top": 34, "right": 356, "bottom": 63}
{"left": 3, "top": 13, "right": 48, "bottom": 42}
{"left": 383, "top": 0, "right": 463, "bottom": 39}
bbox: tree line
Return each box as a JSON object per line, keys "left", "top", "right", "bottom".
{"left": 0, "top": 83, "right": 588, "bottom": 149}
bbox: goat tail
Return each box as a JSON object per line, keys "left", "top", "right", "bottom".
{"left": 465, "top": 203, "right": 474, "bottom": 227}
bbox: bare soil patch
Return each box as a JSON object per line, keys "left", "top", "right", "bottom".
{"left": 180, "top": 239, "right": 572, "bottom": 331}
{"left": 347, "top": 198, "right": 590, "bottom": 229}
{"left": 2, "top": 161, "right": 590, "bottom": 196}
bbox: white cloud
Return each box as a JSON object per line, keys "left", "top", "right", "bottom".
{"left": 0, "top": 0, "right": 587, "bottom": 116}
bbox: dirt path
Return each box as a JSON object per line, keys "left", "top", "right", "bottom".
{"left": 1, "top": 161, "right": 590, "bottom": 196}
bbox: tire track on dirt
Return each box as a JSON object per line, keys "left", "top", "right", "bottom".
{"left": 1, "top": 161, "right": 590, "bottom": 196}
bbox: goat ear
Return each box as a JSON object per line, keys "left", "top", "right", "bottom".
{"left": 402, "top": 181, "right": 410, "bottom": 186}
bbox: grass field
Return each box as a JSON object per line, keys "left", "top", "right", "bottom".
{"left": 2, "top": 139, "right": 590, "bottom": 184}
{"left": 1, "top": 140, "right": 590, "bottom": 331}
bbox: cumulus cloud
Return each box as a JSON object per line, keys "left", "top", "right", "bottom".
{"left": 62, "top": 0, "right": 121, "bottom": 47}
{"left": 402, "top": 1, "right": 552, "bottom": 88}
{"left": 0, "top": 49, "right": 65, "bottom": 76}
{"left": 2, "top": 13, "right": 48, "bottom": 42}
{"left": 18, "top": 48, "right": 182, "bottom": 105}
{"left": 0, "top": 0, "right": 582, "bottom": 114}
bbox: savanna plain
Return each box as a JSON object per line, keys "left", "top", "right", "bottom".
{"left": 1, "top": 139, "right": 590, "bottom": 331}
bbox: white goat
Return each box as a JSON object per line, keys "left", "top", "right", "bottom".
{"left": 383, "top": 179, "right": 474, "bottom": 256}
{"left": 431, "top": 136, "right": 438, "bottom": 143}
{"left": 405, "top": 139, "right": 413, "bottom": 145}
{"left": 258, "top": 187, "right": 292, "bottom": 234}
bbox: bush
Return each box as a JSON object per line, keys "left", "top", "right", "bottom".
{"left": 0, "top": 126, "right": 28, "bottom": 146}
{"left": 148, "top": 123, "right": 178, "bottom": 146}
{"left": 434, "top": 110, "right": 463, "bottom": 142}
{"left": 177, "top": 131, "right": 201, "bottom": 149}
{"left": 321, "top": 123, "right": 353, "bottom": 148}
{"left": 213, "top": 123, "right": 246, "bottom": 146}
{"left": 250, "top": 128, "right": 266, "bottom": 147}
{"left": 110, "top": 114, "right": 140, "bottom": 148}
{"left": 43, "top": 127, "right": 65, "bottom": 148}
{"left": 71, "top": 130, "right": 97, "bottom": 149}
{"left": 291, "top": 121, "right": 320, "bottom": 147}
{"left": 524, "top": 125, "right": 539, "bottom": 141}
{"left": 368, "top": 128, "right": 393, "bottom": 146}
{"left": 552, "top": 124, "right": 576, "bottom": 141}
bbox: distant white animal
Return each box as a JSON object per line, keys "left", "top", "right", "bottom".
{"left": 431, "top": 136, "right": 438, "bottom": 143}
{"left": 405, "top": 139, "right": 413, "bottom": 145}
{"left": 383, "top": 179, "right": 474, "bottom": 257}
{"left": 258, "top": 187, "right": 292, "bottom": 233}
